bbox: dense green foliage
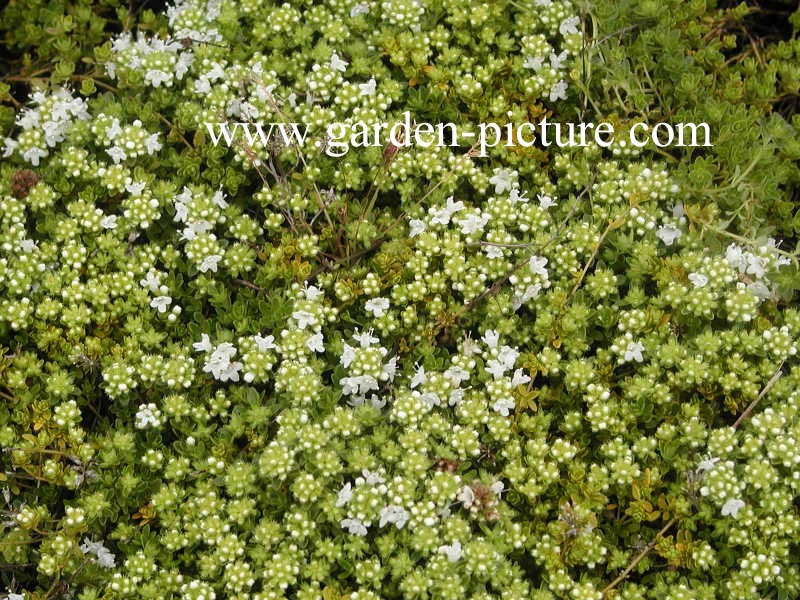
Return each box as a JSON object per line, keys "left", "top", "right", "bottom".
{"left": 1, "top": 1, "right": 800, "bottom": 599}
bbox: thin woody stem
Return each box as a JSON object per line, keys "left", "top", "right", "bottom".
{"left": 601, "top": 516, "right": 678, "bottom": 597}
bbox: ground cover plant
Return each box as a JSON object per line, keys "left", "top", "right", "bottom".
{"left": 2, "top": 0, "right": 800, "bottom": 598}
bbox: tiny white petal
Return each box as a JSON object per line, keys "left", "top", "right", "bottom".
{"left": 721, "top": 498, "right": 745, "bottom": 517}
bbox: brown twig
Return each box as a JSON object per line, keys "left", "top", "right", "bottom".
{"left": 732, "top": 361, "right": 784, "bottom": 429}
{"left": 154, "top": 111, "right": 194, "bottom": 151}
{"left": 601, "top": 516, "right": 678, "bottom": 597}
{"left": 233, "top": 278, "right": 266, "bottom": 294}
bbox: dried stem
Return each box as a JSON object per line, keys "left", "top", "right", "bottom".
{"left": 601, "top": 516, "right": 678, "bottom": 598}
{"left": 732, "top": 361, "right": 784, "bottom": 430}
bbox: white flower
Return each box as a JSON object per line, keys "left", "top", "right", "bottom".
{"left": 3, "top": 137, "right": 19, "bottom": 158}
{"left": 292, "top": 310, "right": 317, "bottom": 330}
{"left": 484, "top": 245, "right": 504, "bottom": 259}
{"left": 550, "top": 50, "right": 568, "bottom": 70}
{"left": 212, "top": 188, "right": 228, "bottom": 209}
{"left": 4, "top": 591, "right": 25, "bottom": 600}
{"left": 199, "top": 254, "right": 222, "bottom": 273}
{"left": 382, "top": 357, "right": 397, "bottom": 381}
{"left": 340, "top": 343, "right": 356, "bottom": 368}
{"left": 306, "top": 332, "right": 324, "bottom": 353}
{"left": 523, "top": 55, "right": 544, "bottom": 70}
{"left": 529, "top": 255, "right": 549, "bottom": 278}
{"left": 431, "top": 196, "right": 465, "bottom": 226}
{"left": 303, "top": 283, "right": 324, "bottom": 300}
{"left": 125, "top": 180, "right": 146, "bottom": 196}
{"left": 18, "top": 239, "right": 37, "bottom": 253}
{"left": 409, "top": 218, "right": 426, "bottom": 237}
{"left": 747, "top": 280, "right": 772, "bottom": 300}
{"left": 449, "top": 388, "right": 465, "bottom": 406}
{"left": 340, "top": 375, "right": 379, "bottom": 396}
{"left": 725, "top": 243, "right": 746, "bottom": 271}
{"left": 174, "top": 201, "right": 189, "bottom": 223}
{"left": 492, "top": 397, "right": 516, "bottom": 416}
{"left": 254, "top": 334, "right": 276, "bottom": 352}
{"left": 422, "top": 392, "right": 441, "bottom": 407}
{"left": 150, "top": 296, "right": 172, "bottom": 313}
{"left": 22, "top": 145, "right": 48, "bottom": 166}
{"left": 486, "top": 359, "right": 508, "bottom": 379}
{"left": 512, "top": 283, "right": 542, "bottom": 310}
{"left": 490, "top": 481, "right": 505, "bottom": 497}
{"left": 488, "top": 168, "right": 515, "bottom": 194}
{"left": 746, "top": 253, "right": 767, "bottom": 279}
{"left": 379, "top": 505, "right": 409, "bottom": 529}
{"left": 330, "top": 51, "right": 348, "bottom": 72}
{"left": 203, "top": 342, "right": 242, "bottom": 382}
{"left": 180, "top": 219, "right": 212, "bottom": 241}
{"left": 559, "top": 15, "right": 581, "bottom": 35}
{"left": 438, "top": 540, "right": 462, "bottom": 562}
{"left": 362, "top": 469, "right": 385, "bottom": 485}
{"left": 444, "top": 365, "right": 469, "bottom": 387}
{"left": 135, "top": 403, "right": 161, "bottom": 429}
{"left": 194, "top": 77, "right": 212, "bottom": 94}
{"left": 721, "top": 498, "right": 745, "bottom": 517}
{"left": 140, "top": 270, "right": 161, "bottom": 292}
{"left": 410, "top": 365, "right": 427, "bottom": 389}
{"left": 365, "top": 297, "right": 390, "bottom": 317}
{"left": 107, "top": 146, "right": 126, "bottom": 164}
{"left": 456, "top": 485, "right": 475, "bottom": 508}
{"left": 206, "top": 62, "right": 226, "bottom": 81}
{"left": 336, "top": 482, "right": 353, "bottom": 507}
{"left": 461, "top": 334, "right": 480, "bottom": 356}
{"left": 175, "top": 52, "right": 194, "bottom": 79}
{"left": 656, "top": 224, "right": 682, "bottom": 246}
{"left": 696, "top": 456, "right": 719, "bottom": 472}
{"left": 537, "top": 193, "right": 557, "bottom": 209}
{"left": 105, "top": 118, "right": 122, "bottom": 140}
{"left": 353, "top": 329, "right": 379, "bottom": 347}
{"left": 193, "top": 333, "right": 213, "bottom": 353}
{"left": 482, "top": 329, "right": 499, "bottom": 349}
{"left": 145, "top": 69, "right": 171, "bottom": 87}
{"left": 145, "top": 133, "right": 161, "bottom": 154}
{"left": 508, "top": 188, "right": 528, "bottom": 203}
{"left": 80, "top": 538, "right": 116, "bottom": 568}
{"left": 511, "top": 368, "right": 531, "bottom": 387}
{"left": 456, "top": 212, "right": 489, "bottom": 235}
{"left": 549, "top": 80, "right": 568, "bottom": 102}
{"left": 623, "top": 341, "right": 645, "bottom": 363}
{"left": 359, "top": 77, "right": 377, "bottom": 96}
{"left": 350, "top": 2, "right": 370, "bottom": 16}
{"left": 341, "top": 517, "right": 368, "bottom": 536}
{"left": 688, "top": 272, "right": 708, "bottom": 288}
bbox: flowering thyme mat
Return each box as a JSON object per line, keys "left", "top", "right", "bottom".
{"left": 1, "top": 0, "right": 800, "bottom": 598}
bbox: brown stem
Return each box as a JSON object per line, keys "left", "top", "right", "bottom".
{"left": 233, "top": 278, "right": 266, "bottom": 294}
{"left": 732, "top": 361, "right": 784, "bottom": 430}
{"left": 601, "top": 516, "right": 678, "bottom": 597}
{"left": 153, "top": 111, "right": 194, "bottom": 151}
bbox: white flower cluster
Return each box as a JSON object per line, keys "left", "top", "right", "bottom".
{"left": 90, "top": 114, "right": 161, "bottom": 164}
{"left": 339, "top": 329, "right": 396, "bottom": 406}
{"left": 725, "top": 240, "right": 790, "bottom": 299}
{"left": 135, "top": 403, "right": 163, "bottom": 429}
{"left": 105, "top": 32, "right": 196, "bottom": 88}
{"left": 194, "top": 336, "right": 243, "bottom": 382}
{"left": 3, "top": 87, "right": 90, "bottom": 165}
{"left": 520, "top": 12, "right": 581, "bottom": 101}
{"left": 480, "top": 330, "right": 529, "bottom": 416}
